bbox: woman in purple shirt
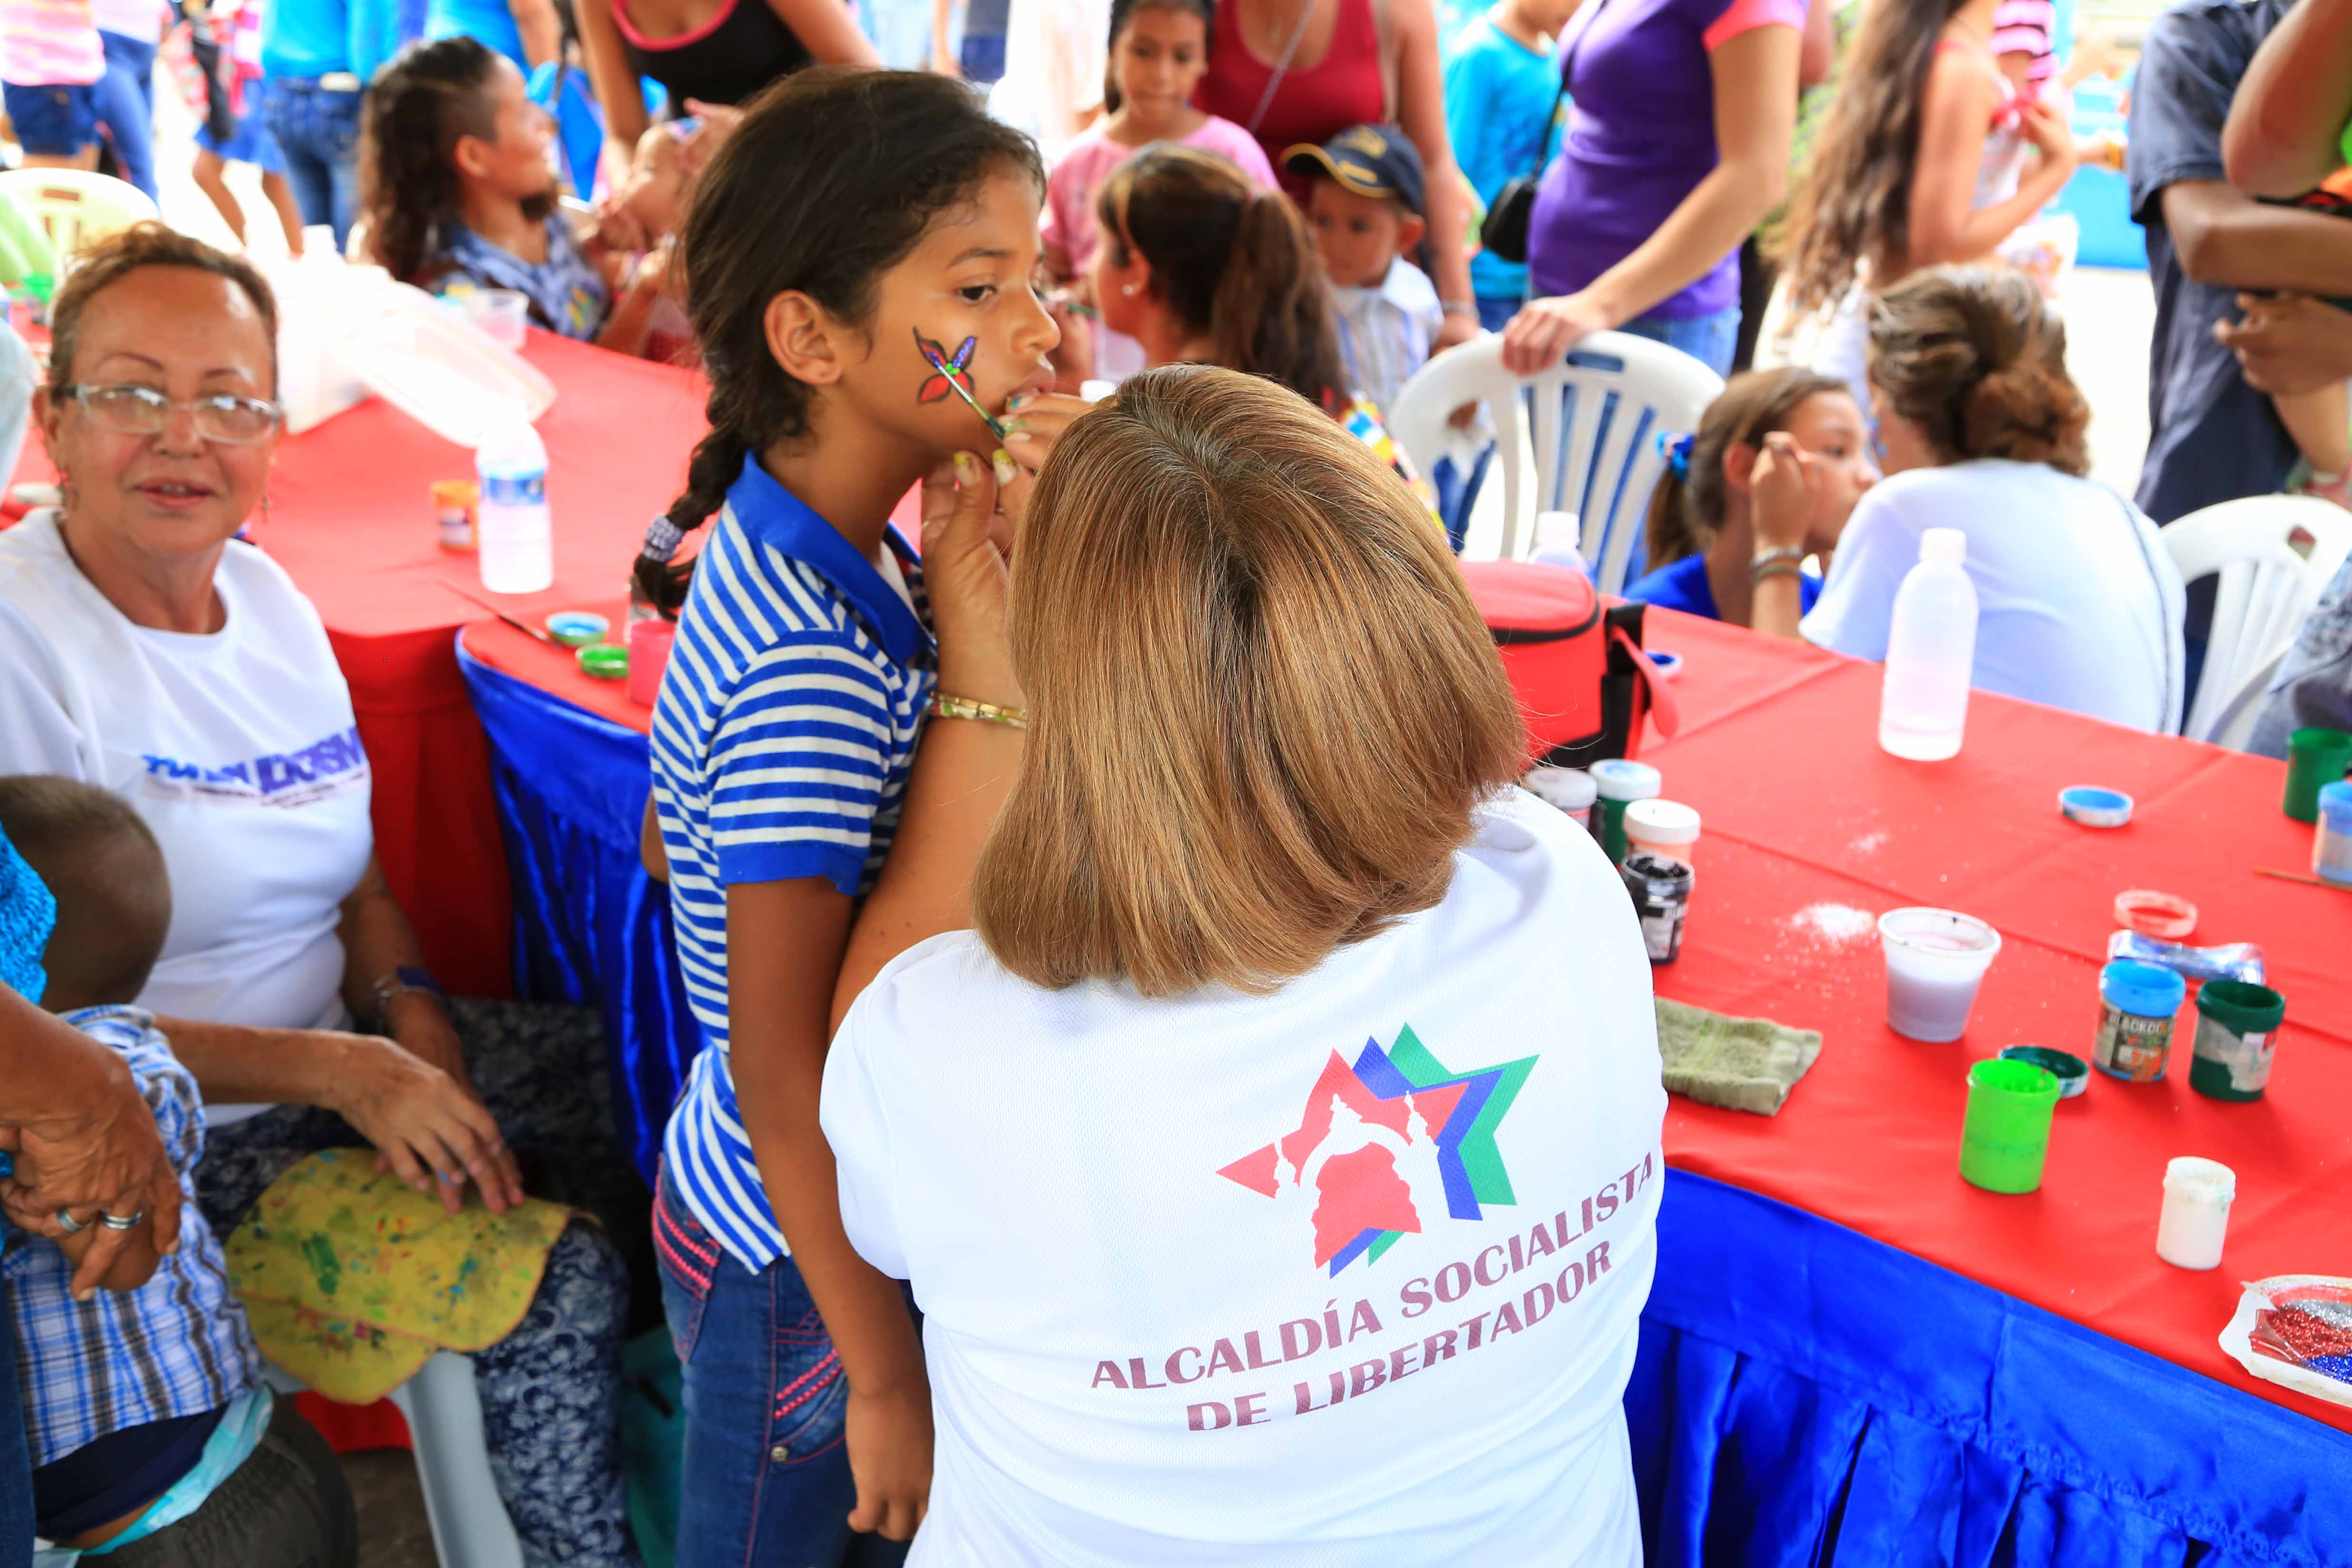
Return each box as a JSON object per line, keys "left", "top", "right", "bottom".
{"left": 1501, "top": 0, "right": 1804, "bottom": 377}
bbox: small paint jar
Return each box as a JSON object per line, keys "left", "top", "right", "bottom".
{"left": 1522, "top": 765, "right": 1598, "bottom": 831}
{"left": 2155, "top": 1156, "right": 2234, "bottom": 1270}
{"left": 577, "top": 643, "right": 628, "bottom": 680}
{"left": 2313, "top": 780, "right": 2352, "bottom": 886}
{"left": 1624, "top": 799, "right": 1701, "bottom": 874}
{"left": 1590, "top": 759, "right": 1661, "bottom": 866}
{"left": 545, "top": 610, "right": 609, "bottom": 647}
{"left": 2189, "top": 979, "right": 2286, "bottom": 1101}
{"left": 2091, "top": 959, "right": 2185, "bottom": 1083}
{"left": 1621, "top": 853, "right": 1692, "bottom": 964}
{"left": 432, "top": 479, "right": 478, "bottom": 550}
{"left": 2113, "top": 889, "right": 2196, "bottom": 941}
{"left": 1998, "top": 1045, "right": 2089, "bottom": 1099}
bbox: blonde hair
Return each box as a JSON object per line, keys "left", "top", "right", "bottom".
{"left": 972, "top": 366, "right": 1525, "bottom": 997}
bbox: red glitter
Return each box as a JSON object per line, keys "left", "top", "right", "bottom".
{"left": 2253, "top": 1305, "right": 2352, "bottom": 1365}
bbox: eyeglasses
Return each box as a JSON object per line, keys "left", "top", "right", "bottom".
{"left": 59, "top": 382, "right": 283, "bottom": 445}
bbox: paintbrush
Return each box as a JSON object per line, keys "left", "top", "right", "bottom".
{"left": 441, "top": 580, "right": 555, "bottom": 644}
{"left": 922, "top": 344, "right": 1011, "bottom": 443}
{"left": 2254, "top": 866, "right": 2350, "bottom": 891}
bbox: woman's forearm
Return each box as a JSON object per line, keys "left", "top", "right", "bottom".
{"left": 1422, "top": 153, "right": 1477, "bottom": 307}
{"left": 2224, "top": 0, "right": 2352, "bottom": 196}
{"left": 1582, "top": 159, "right": 1782, "bottom": 326}
{"left": 1917, "top": 158, "right": 2073, "bottom": 270}
{"left": 335, "top": 858, "right": 427, "bottom": 1031}
{"left": 152, "top": 1016, "right": 356, "bottom": 1111}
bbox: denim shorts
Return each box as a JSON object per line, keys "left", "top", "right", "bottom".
{"left": 1616, "top": 302, "right": 1742, "bottom": 379}
{"left": 3, "top": 82, "right": 99, "bottom": 156}
{"left": 654, "top": 1171, "right": 908, "bottom": 1567}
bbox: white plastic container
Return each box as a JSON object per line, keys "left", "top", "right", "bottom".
{"left": 1624, "top": 798, "right": 1701, "bottom": 868}
{"left": 1523, "top": 765, "right": 1598, "bottom": 830}
{"left": 2156, "top": 1156, "right": 2234, "bottom": 1270}
{"left": 1879, "top": 527, "right": 1978, "bottom": 761}
{"left": 1877, "top": 906, "right": 2001, "bottom": 1042}
{"left": 1533, "top": 510, "right": 1589, "bottom": 577}
{"left": 476, "top": 418, "right": 553, "bottom": 595}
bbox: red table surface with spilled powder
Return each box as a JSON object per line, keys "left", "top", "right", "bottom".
{"left": 10, "top": 330, "right": 713, "bottom": 998}
{"left": 467, "top": 582, "right": 2352, "bottom": 1432}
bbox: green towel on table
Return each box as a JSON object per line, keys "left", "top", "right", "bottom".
{"left": 1654, "top": 998, "right": 1822, "bottom": 1116}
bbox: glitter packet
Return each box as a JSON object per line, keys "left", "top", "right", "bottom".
{"left": 2220, "top": 1275, "right": 2352, "bottom": 1407}
{"left": 2106, "top": 930, "right": 2266, "bottom": 986}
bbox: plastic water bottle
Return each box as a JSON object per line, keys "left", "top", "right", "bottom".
{"left": 476, "top": 417, "right": 553, "bottom": 595}
{"left": 1878, "top": 527, "right": 1977, "bottom": 760}
{"left": 1533, "top": 510, "right": 1591, "bottom": 578}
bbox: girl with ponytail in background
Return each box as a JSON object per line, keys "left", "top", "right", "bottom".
{"left": 1624, "top": 367, "right": 1876, "bottom": 638}
{"left": 625, "top": 68, "right": 1084, "bottom": 1564}
{"left": 1092, "top": 142, "right": 1432, "bottom": 505}
{"left": 1040, "top": 0, "right": 1276, "bottom": 385}
{"left": 1801, "top": 265, "right": 2185, "bottom": 732}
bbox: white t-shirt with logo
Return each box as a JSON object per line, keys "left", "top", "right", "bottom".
{"left": 0, "top": 512, "right": 374, "bottom": 1119}
{"left": 823, "top": 787, "right": 1666, "bottom": 1566}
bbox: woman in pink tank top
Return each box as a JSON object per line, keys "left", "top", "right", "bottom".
{"left": 1193, "top": 0, "right": 1481, "bottom": 356}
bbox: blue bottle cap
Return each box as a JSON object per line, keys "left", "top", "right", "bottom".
{"left": 2058, "top": 785, "right": 2133, "bottom": 828}
{"left": 2099, "top": 959, "right": 2185, "bottom": 1018}
{"left": 2319, "top": 779, "right": 2352, "bottom": 821}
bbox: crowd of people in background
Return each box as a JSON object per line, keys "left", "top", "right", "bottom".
{"left": 2, "top": 0, "right": 2352, "bottom": 1563}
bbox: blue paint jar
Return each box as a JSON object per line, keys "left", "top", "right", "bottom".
{"left": 2092, "top": 959, "right": 2185, "bottom": 1083}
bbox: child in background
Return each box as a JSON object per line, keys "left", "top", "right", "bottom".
{"left": 189, "top": 0, "right": 303, "bottom": 255}
{"left": 1444, "top": 0, "right": 1576, "bottom": 332}
{"left": 0, "top": 776, "right": 356, "bottom": 1565}
{"left": 1624, "top": 367, "right": 1876, "bottom": 639}
{"left": 1779, "top": 0, "right": 2079, "bottom": 417}
{"left": 627, "top": 70, "right": 1077, "bottom": 1561}
{"left": 1285, "top": 125, "right": 1442, "bottom": 423}
{"left": 1040, "top": 0, "right": 1274, "bottom": 385}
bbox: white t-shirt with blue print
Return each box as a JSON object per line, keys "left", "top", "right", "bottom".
{"left": 653, "top": 455, "right": 937, "bottom": 1272}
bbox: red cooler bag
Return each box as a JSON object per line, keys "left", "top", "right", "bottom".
{"left": 1461, "top": 560, "right": 1679, "bottom": 768}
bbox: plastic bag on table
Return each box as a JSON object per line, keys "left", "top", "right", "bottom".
{"left": 2220, "top": 1276, "right": 2352, "bottom": 1407}
{"left": 2105, "top": 929, "right": 2265, "bottom": 985}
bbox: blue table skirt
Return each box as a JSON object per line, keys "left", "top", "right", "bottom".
{"left": 458, "top": 647, "right": 2352, "bottom": 1567}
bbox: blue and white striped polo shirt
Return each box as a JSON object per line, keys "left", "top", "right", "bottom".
{"left": 653, "top": 454, "right": 935, "bottom": 1271}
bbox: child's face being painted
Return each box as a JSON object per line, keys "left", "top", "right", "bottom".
{"left": 1305, "top": 180, "right": 1423, "bottom": 291}
{"left": 1113, "top": 5, "right": 1211, "bottom": 132}
{"left": 839, "top": 169, "right": 1060, "bottom": 452}
{"left": 1732, "top": 390, "right": 1878, "bottom": 552}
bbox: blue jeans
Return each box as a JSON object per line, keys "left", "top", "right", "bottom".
{"left": 95, "top": 30, "right": 158, "bottom": 199}
{"left": 1618, "top": 302, "right": 1741, "bottom": 379}
{"left": 1475, "top": 293, "right": 1523, "bottom": 335}
{"left": 263, "top": 80, "right": 360, "bottom": 250}
{"left": 655, "top": 1175, "right": 909, "bottom": 1568}
{"left": 0, "top": 83, "right": 97, "bottom": 157}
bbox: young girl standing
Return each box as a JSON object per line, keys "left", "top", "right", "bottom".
{"left": 1778, "top": 0, "right": 2079, "bottom": 416}
{"left": 629, "top": 67, "right": 1071, "bottom": 1562}
{"left": 1041, "top": 0, "right": 1276, "bottom": 383}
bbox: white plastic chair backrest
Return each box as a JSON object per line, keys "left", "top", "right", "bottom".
{"left": 0, "top": 170, "right": 159, "bottom": 260}
{"left": 2163, "top": 495, "right": 2352, "bottom": 747}
{"left": 1389, "top": 330, "right": 1724, "bottom": 590}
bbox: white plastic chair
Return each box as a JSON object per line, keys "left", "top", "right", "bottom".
{"left": 265, "top": 1354, "right": 523, "bottom": 1568}
{"left": 1389, "top": 330, "right": 1725, "bottom": 590}
{"left": 0, "top": 169, "right": 158, "bottom": 258}
{"left": 2163, "top": 495, "right": 2352, "bottom": 749}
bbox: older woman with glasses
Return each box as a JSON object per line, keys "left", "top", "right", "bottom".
{"left": 0, "top": 225, "right": 643, "bottom": 1568}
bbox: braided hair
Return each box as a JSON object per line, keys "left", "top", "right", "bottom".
{"left": 359, "top": 37, "right": 503, "bottom": 289}
{"left": 633, "top": 68, "right": 1044, "bottom": 616}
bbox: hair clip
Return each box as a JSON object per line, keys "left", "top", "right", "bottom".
{"left": 1657, "top": 431, "right": 1694, "bottom": 482}
{"left": 641, "top": 515, "right": 685, "bottom": 563}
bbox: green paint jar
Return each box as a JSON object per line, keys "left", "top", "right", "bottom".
{"left": 1589, "top": 759, "right": 1661, "bottom": 866}
{"left": 2189, "top": 980, "right": 2286, "bottom": 1102}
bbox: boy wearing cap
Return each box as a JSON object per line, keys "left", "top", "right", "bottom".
{"left": 1285, "top": 124, "right": 1445, "bottom": 420}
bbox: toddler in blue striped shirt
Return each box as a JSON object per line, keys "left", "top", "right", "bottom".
{"left": 0, "top": 776, "right": 355, "bottom": 1564}
{"left": 626, "top": 67, "right": 1085, "bottom": 1563}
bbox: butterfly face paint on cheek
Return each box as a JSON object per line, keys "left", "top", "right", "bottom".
{"left": 915, "top": 329, "right": 1008, "bottom": 441}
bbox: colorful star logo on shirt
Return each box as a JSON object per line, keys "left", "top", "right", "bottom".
{"left": 1218, "top": 1026, "right": 1537, "bottom": 1276}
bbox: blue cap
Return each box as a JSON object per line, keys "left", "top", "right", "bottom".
{"left": 2100, "top": 959, "right": 2185, "bottom": 1018}
{"left": 1281, "top": 124, "right": 1426, "bottom": 217}
{"left": 2319, "top": 779, "right": 2352, "bottom": 820}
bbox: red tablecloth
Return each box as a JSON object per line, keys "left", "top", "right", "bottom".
{"left": 465, "top": 589, "right": 2352, "bottom": 1432}
{"left": 11, "top": 331, "right": 712, "bottom": 997}
{"left": 1637, "top": 610, "right": 2352, "bottom": 1434}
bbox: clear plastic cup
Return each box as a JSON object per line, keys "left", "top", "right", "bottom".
{"left": 463, "top": 289, "right": 530, "bottom": 352}
{"left": 1879, "top": 907, "right": 2002, "bottom": 1042}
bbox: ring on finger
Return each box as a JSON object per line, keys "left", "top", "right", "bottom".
{"left": 54, "top": 1209, "right": 88, "bottom": 1235}
{"left": 99, "top": 1210, "right": 143, "bottom": 1231}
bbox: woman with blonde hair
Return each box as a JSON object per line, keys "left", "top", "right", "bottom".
{"left": 1802, "top": 265, "right": 2184, "bottom": 730}
{"left": 817, "top": 363, "right": 1667, "bottom": 1563}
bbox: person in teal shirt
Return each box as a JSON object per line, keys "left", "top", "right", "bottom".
{"left": 261, "top": 0, "right": 399, "bottom": 248}
{"left": 1443, "top": 0, "right": 1577, "bottom": 331}
{"left": 426, "top": 0, "right": 558, "bottom": 70}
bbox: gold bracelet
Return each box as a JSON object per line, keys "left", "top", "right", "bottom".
{"left": 928, "top": 692, "right": 1029, "bottom": 729}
